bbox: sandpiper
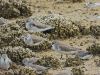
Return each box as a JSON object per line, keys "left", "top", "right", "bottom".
{"left": 20, "top": 18, "right": 54, "bottom": 32}
{"left": 0, "top": 17, "right": 5, "bottom": 25}
{"left": 51, "top": 40, "right": 82, "bottom": 59}
{"left": 22, "top": 57, "right": 41, "bottom": 65}
{"left": 23, "top": 62, "right": 51, "bottom": 74}
{"left": 0, "top": 54, "right": 12, "bottom": 70}
{"left": 24, "top": 33, "right": 47, "bottom": 45}
{"left": 75, "top": 50, "right": 93, "bottom": 60}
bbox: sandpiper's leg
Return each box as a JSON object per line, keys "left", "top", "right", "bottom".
{"left": 60, "top": 54, "right": 63, "bottom": 59}
{"left": 66, "top": 54, "right": 68, "bottom": 59}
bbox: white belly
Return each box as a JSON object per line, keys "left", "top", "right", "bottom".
{"left": 52, "top": 45, "right": 58, "bottom": 51}
{"left": 0, "top": 59, "right": 10, "bottom": 70}
{"left": 79, "top": 54, "right": 93, "bottom": 60}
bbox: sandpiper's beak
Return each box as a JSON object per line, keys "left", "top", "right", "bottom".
{"left": 20, "top": 23, "right": 25, "bottom": 28}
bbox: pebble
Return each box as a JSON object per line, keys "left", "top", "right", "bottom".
{"left": 48, "top": 11, "right": 52, "bottom": 14}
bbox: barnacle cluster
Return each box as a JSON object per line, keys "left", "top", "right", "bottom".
{"left": 36, "top": 56, "right": 60, "bottom": 69}
{"left": 0, "top": 22, "right": 23, "bottom": 48}
{"left": 86, "top": 43, "right": 100, "bottom": 55}
{"left": 72, "top": 21, "right": 90, "bottom": 35}
{"left": 0, "top": 2, "right": 20, "bottom": 19}
{"left": 94, "top": 59, "right": 100, "bottom": 67}
{"left": 42, "top": 71, "right": 53, "bottom": 75}
{"left": 5, "top": 66, "right": 38, "bottom": 75}
{"left": 12, "top": 2, "right": 32, "bottom": 17}
{"left": 35, "top": 39, "right": 51, "bottom": 51}
{"left": 48, "top": 20, "right": 79, "bottom": 40}
{"left": 0, "top": 46, "right": 36, "bottom": 63}
{"left": 65, "top": 57, "right": 84, "bottom": 67}
{"left": 0, "top": 1, "right": 32, "bottom": 19}
{"left": 90, "top": 24, "right": 100, "bottom": 36}
{"left": 16, "top": 19, "right": 25, "bottom": 27}
{"left": 33, "top": 31, "right": 47, "bottom": 38}
{"left": 16, "top": 66, "right": 38, "bottom": 75}
{"left": 71, "top": 68, "right": 84, "bottom": 75}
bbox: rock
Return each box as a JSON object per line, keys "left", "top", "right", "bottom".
{"left": 48, "top": 11, "right": 52, "bottom": 14}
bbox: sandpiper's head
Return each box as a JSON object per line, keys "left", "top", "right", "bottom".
{"left": 22, "top": 58, "right": 29, "bottom": 66}
{"left": 24, "top": 33, "right": 31, "bottom": 41}
{"left": 89, "top": 2, "right": 93, "bottom": 4}
{"left": 2, "top": 54, "right": 8, "bottom": 61}
{"left": 2, "top": 54, "right": 7, "bottom": 58}
{"left": 25, "top": 18, "right": 32, "bottom": 24}
{"left": 51, "top": 40, "right": 59, "bottom": 45}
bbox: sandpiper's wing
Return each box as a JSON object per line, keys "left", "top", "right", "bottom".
{"left": 29, "top": 21, "right": 51, "bottom": 29}
{"left": 28, "top": 57, "right": 41, "bottom": 63}
{"left": 58, "top": 42, "right": 82, "bottom": 52}
{"left": 31, "top": 34, "right": 46, "bottom": 43}
{"left": 8, "top": 58, "right": 12, "bottom": 67}
{"left": 75, "top": 51, "right": 87, "bottom": 57}
{"left": 75, "top": 51, "right": 93, "bottom": 60}
{"left": 29, "top": 64, "right": 47, "bottom": 71}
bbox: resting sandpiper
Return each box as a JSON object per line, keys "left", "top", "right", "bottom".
{"left": 21, "top": 18, "right": 54, "bottom": 32}
{"left": 75, "top": 50, "right": 93, "bottom": 60}
{"left": 24, "top": 33, "right": 47, "bottom": 45}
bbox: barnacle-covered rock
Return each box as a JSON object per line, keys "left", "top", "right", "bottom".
{"left": 71, "top": 68, "right": 84, "bottom": 75}
{"left": 94, "top": 59, "right": 100, "bottom": 67}
{"left": 0, "top": 2, "right": 20, "bottom": 19}
{"left": 12, "top": 2, "right": 32, "bottom": 17}
{"left": 16, "top": 66, "right": 38, "bottom": 75}
{"left": 16, "top": 19, "right": 25, "bottom": 27}
{"left": 46, "top": 18, "right": 80, "bottom": 40}
{"left": 65, "top": 57, "right": 84, "bottom": 67}
{"left": 0, "top": 22, "right": 20, "bottom": 33}
{"left": 0, "top": 1, "right": 32, "bottom": 19}
{"left": 0, "top": 46, "right": 36, "bottom": 63}
{"left": 5, "top": 66, "right": 38, "bottom": 75}
{"left": 33, "top": 31, "right": 47, "bottom": 38}
{"left": 72, "top": 21, "right": 90, "bottom": 35}
{"left": 86, "top": 43, "right": 100, "bottom": 55}
{"left": 36, "top": 56, "right": 60, "bottom": 69}
{"left": 35, "top": 39, "right": 51, "bottom": 51}
{"left": 42, "top": 71, "right": 53, "bottom": 75}
{"left": 90, "top": 24, "right": 100, "bottom": 36}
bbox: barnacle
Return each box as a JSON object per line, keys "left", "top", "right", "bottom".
{"left": 0, "top": 1, "right": 32, "bottom": 19}
{"left": 36, "top": 55, "right": 60, "bottom": 69}
{"left": 86, "top": 43, "right": 100, "bottom": 55}
{"left": 65, "top": 57, "right": 84, "bottom": 67}
{"left": 71, "top": 68, "right": 84, "bottom": 75}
